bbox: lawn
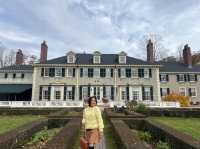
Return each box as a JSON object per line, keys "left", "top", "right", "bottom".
{"left": 0, "top": 115, "right": 43, "bottom": 134}
{"left": 149, "top": 117, "right": 200, "bottom": 140}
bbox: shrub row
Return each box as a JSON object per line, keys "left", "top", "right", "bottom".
{"left": 148, "top": 108, "right": 200, "bottom": 117}
{"left": 125, "top": 119, "right": 200, "bottom": 149}
{"left": 0, "top": 119, "right": 48, "bottom": 149}
{"left": 42, "top": 118, "right": 81, "bottom": 149}
{"left": 110, "top": 119, "right": 151, "bottom": 149}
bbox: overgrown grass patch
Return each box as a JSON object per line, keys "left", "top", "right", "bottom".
{"left": 149, "top": 117, "right": 200, "bottom": 140}
{"left": 0, "top": 115, "right": 43, "bottom": 134}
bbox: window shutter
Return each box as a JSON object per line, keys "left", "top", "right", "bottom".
{"left": 72, "top": 86, "right": 75, "bottom": 100}
{"left": 167, "top": 88, "right": 170, "bottom": 95}
{"left": 141, "top": 69, "right": 144, "bottom": 77}
{"left": 111, "top": 69, "right": 113, "bottom": 77}
{"left": 49, "top": 68, "right": 55, "bottom": 77}
{"left": 64, "top": 86, "right": 67, "bottom": 101}
{"left": 195, "top": 74, "right": 198, "bottom": 81}
{"left": 103, "top": 86, "right": 106, "bottom": 97}
{"left": 118, "top": 69, "right": 121, "bottom": 78}
{"left": 41, "top": 68, "right": 44, "bottom": 77}
{"left": 142, "top": 86, "right": 145, "bottom": 100}
{"left": 80, "top": 68, "right": 83, "bottom": 77}
{"left": 62, "top": 68, "right": 65, "bottom": 77}
{"left": 184, "top": 74, "right": 187, "bottom": 81}
{"left": 149, "top": 69, "right": 152, "bottom": 78}
{"left": 39, "top": 86, "right": 42, "bottom": 101}
{"left": 166, "top": 75, "right": 169, "bottom": 81}
{"left": 160, "top": 88, "right": 163, "bottom": 96}
{"left": 159, "top": 75, "right": 161, "bottom": 81}
{"left": 79, "top": 86, "right": 82, "bottom": 100}
{"left": 126, "top": 86, "right": 129, "bottom": 101}
{"left": 188, "top": 88, "right": 192, "bottom": 96}
{"left": 150, "top": 87, "right": 153, "bottom": 101}
{"left": 176, "top": 75, "right": 179, "bottom": 82}
{"left": 111, "top": 86, "right": 114, "bottom": 100}
{"left": 88, "top": 86, "right": 90, "bottom": 97}
{"left": 73, "top": 68, "right": 76, "bottom": 77}
{"left": 48, "top": 86, "right": 51, "bottom": 101}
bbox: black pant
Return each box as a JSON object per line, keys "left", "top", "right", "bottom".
{"left": 88, "top": 147, "right": 94, "bottom": 149}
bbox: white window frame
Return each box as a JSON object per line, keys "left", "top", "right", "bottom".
{"left": 42, "top": 87, "right": 49, "bottom": 100}
{"left": 66, "top": 86, "right": 73, "bottom": 100}
{"left": 94, "top": 68, "right": 100, "bottom": 78}
{"left": 106, "top": 68, "right": 111, "bottom": 78}
{"left": 189, "top": 74, "right": 196, "bottom": 82}
{"left": 55, "top": 68, "right": 62, "bottom": 77}
{"left": 121, "top": 68, "right": 126, "bottom": 78}
{"left": 161, "top": 88, "right": 168, "bottom": 97}
{"left": 83, "top": 68, "right": 88, "bottom": 77}
{"left": 190, "top": 87, "right": 197, "bottom": 97}
{"left": 44, "top": 68, "right": 49, "bottom": 77}
{"left": 93, "top": 56, "right": 101, "bottom": 64}
{"left": 67, "top": 55, "right": 75, "bottom": 63}
{"left": 119, "top": 56, "right": 126, "bottom": 64}
{"left": 144, "top": 68, "right": 149, "bottom": 79}
{"left": 131, "top": 68, "right": 138, "bottom": 78}
{"left": 160, "top": 74, "right": 167, "bottom": 82}
{"left": 179, "top": 87, "right": 186, "bottom": 96}
{"left": 67, "top": 68, "right": 73, "bottom": 77}
{"left": 144, "top": 87, "right": 151, "bottom": 100}
{"left": 178, "top": 74, "right": 185, "bottom": 82}
{"left": 132, "top": 90, "right": 140, "bottom": 101}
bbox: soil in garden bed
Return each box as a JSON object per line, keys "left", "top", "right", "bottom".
{"left": 17, "top": 126, "right": 63, "bottom": 149}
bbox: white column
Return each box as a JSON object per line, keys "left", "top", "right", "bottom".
{"left": 129, "top": 86, "right": 132, "bottom": 101}
{"left": 90, "top": 86, "right": 94, "bottom": 96}
{"left": 51, "top": 86, "right": 54, "bottom": 100}
{"left": 76, "top": 67, "right": 79, "bottom": 101}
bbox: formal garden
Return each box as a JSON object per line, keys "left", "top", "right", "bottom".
{"left": 0, "top": 99, "right": 200, "bottom": 149}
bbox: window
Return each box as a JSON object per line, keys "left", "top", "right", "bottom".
{"left": 4, "top": 73, "right": 8, "bottom": 78}
{"left": 131, "top": 68, "right": 138, "bottom": 78}
{"left": 44, "top": 68, "right": 49, "bottom": 77}
{"left": 55, "top": 68, "right": 62, "bottom": 77}
{"left": 179, "top": 87, "right": 186, "bottom": 96}
{"left": 144, "top": 87, "right": 151, "bottom": 100}
{"left": 121, "top": 90, "right": 126, "bottom": 100}
{"left": 119, "top": 56, "right": 126, "bottom": 64}
{"left": 100, "top": 68, "right": 106, "bottom": 77}
{"left": 21, "top": 73, "right": 25, "bottom": 78}
{"left": 121, "top": 68, "right": 126, "bottom": 78}
{"left": 105, "top": 86, "right": 111, "bottom": 99}
{"left": 55, "top": 90, "right": 61, "bottom": 100}
{"left": 83, "top": 68, "right": 88, "bottom": 77}
{"left": 94, "top": 68, "right": 100, "bottom": 77}
{"left": 160, "top": 74, "right": 168, "bottom": 82}
{"left": 177, "top": 74, "right": 185, "bottom": 82}
{"left": 82, "top": 87, "right": 88, "bottom": 100}
{"left": 161, "top": 88, "right": 169, "bottom": 96}
{"left": 189, "top": 74, "right": 196, "bottom": 82}
{"left": 106, "top": 68, "right": 111, "bottom": 78}
{"left": 93, "top": 56, "right": 100, "bottom": 63}
{"left": 66, "top": 87, "right": 73, "bottom": 100}
{"left": 13, "top": 73, "right": 16, "bottom": 78}
{"left": 67, "top": 55, "right": 74, "bottom": 63}
{"left": 138, "top": 69, "right": 144, "bottom": 78}
{"left": 126, "top": 68, "right": 131, "bottom": 78}
{"left": 88, "top": 68, "right": 93, "bottom": 78}
{"left": 67, "top": 68, "right": 73, "bottom": 77}
{"left": 132, "top": 90, "right": 140, "bottom": 100}
{"left": 144, "top": 68, "right": 149, "bottom": 78}
{"left": 43, "top": 90, "right": 49, "bottom": 100}
{"left": 189, "top": 88, "right": 197, "bottom": 97}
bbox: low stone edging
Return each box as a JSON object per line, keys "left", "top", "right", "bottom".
{"left": 110, "top": 119, "right": 151, "bottom": 149}
{"left": 42, "top": 118, "right": 81, "bottom": 149}
{"left": 0, "top": 119, "right": 48, "bottom": 149}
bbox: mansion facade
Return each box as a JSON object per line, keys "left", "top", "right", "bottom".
{"left": 0, "top": 41, "right": 200, "bottom": 107}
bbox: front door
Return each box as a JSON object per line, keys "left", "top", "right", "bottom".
{"left": 93, "top": 86, "right": 103, "bottom": 102}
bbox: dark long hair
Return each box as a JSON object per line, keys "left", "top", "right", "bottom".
{"left": 88, "top": 96, "right": 97, "bottom": 107}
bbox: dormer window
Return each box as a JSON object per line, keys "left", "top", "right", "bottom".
{"left": 66, "top": 51, "right": 76, "bottom": 63}
{"left": 118, "top": 51, "right": 127, "bottom": 64}
{"left": 93, "top": 51, "right": 101, "bottom": 64}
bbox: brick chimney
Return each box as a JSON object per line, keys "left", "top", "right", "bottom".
{"left": 183, "top": 44, "right": 192, "bottom": 68}
{"left": 16, "top": 49, "right": 24, "bottom": 65}
{"left": 147, "top": 39, "right": 154, "bottom": 63}
{"left": 40, "top": 40, "right": 48, "bottom": 63}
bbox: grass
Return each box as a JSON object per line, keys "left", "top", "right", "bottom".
{"left": 0, "top": 115, "right": 43, "bottom": 134}
{"left": 149, "top": 117, "right": 200, "bottom": 140}
{"left": 72, "top": 112, "right": 118, "bottom": 149}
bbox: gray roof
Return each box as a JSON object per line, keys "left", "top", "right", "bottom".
{"left": 160, "top": 62, "right": 200, "bottom": 73}
{"left": 0, "top": 65, "right": 33, "bottom": 72}
{"left": 43, "top": 53, "right": 159, "bottom": 65}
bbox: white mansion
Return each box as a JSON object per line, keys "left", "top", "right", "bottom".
{"left": 0, "top": 41, "right": 199, "bottom": 107}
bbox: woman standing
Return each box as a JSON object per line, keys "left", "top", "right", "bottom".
{"left": 82, "top": 96, "right": 104, "bottom": 149}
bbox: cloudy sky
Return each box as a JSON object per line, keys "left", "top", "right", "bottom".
{"left": 0, "top": 0, "right": 200, "bottom": 60}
